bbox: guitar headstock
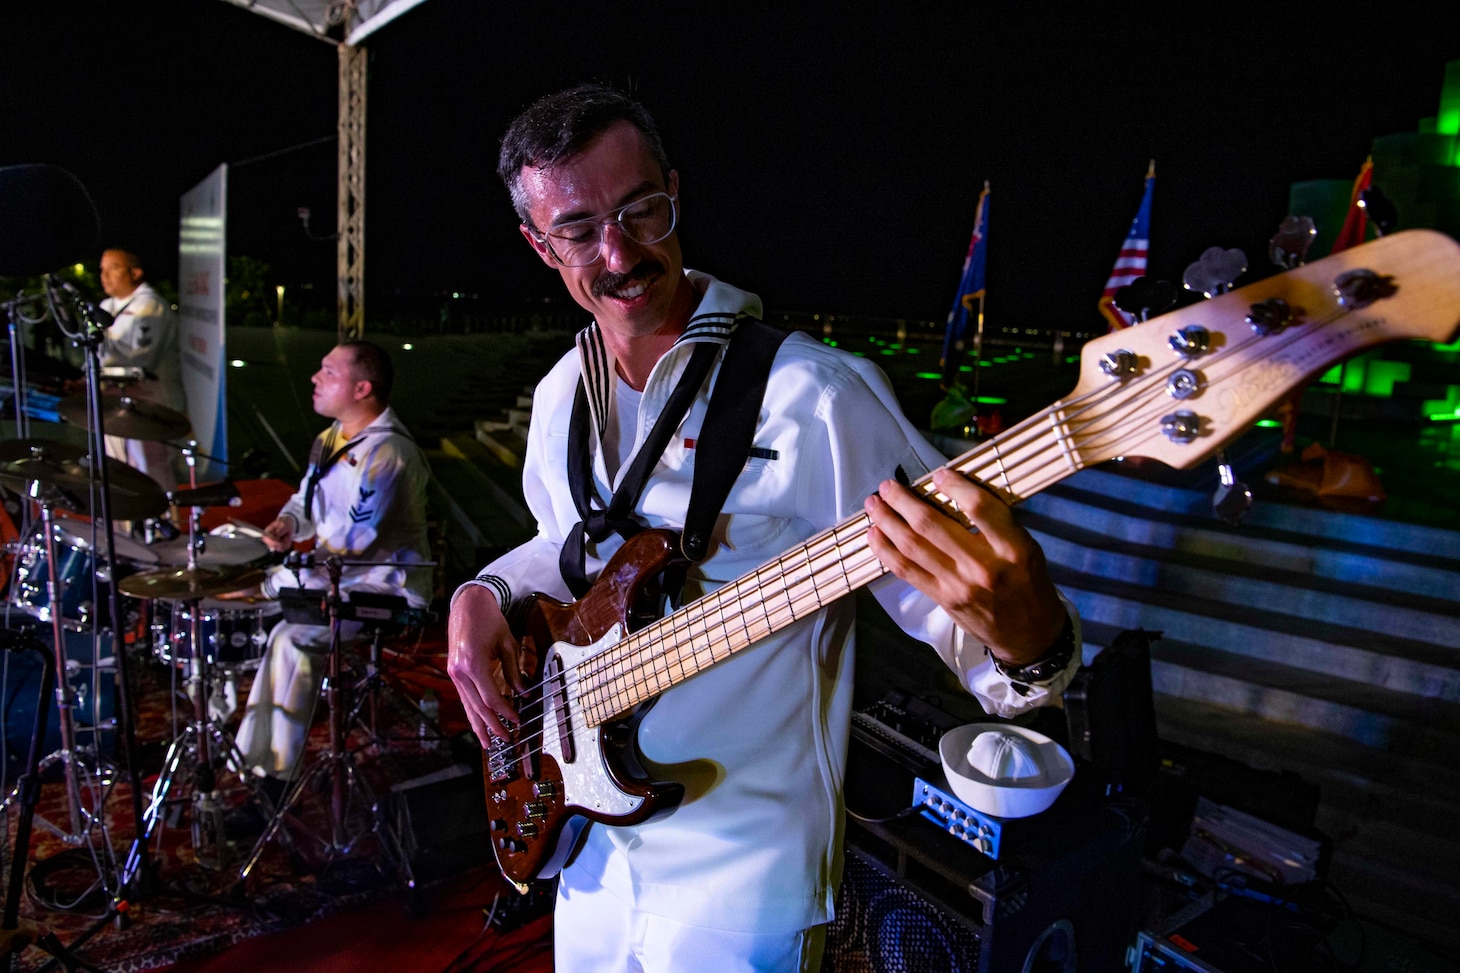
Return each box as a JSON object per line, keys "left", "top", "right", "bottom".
{"left": 1063, "top": 229, "right": 1460, "bottom": 471}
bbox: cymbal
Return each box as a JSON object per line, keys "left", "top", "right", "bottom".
{"left": 0, "top": 439, "right": 167, "bottom": 520}
{"left": 119, "top": 563, "right": 268, "bottom": 602}
{"left": 59, "top": 391, "right": 192, "bottom": 441}
{"left": 151, "top": 532, "right": 269, "bottom": 569}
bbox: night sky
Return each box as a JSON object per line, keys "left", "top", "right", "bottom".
{"left": 4, "top": 2, "right": 1457, "bottom": 330}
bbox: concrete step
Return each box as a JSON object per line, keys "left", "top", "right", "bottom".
{"left": 1023, "top": 485, "right": 1460, "bottom": 600}
{"left": 1029, "top": 514, "right": 1460, "bottom": 648}
{"left": 1149, "top": 636, "right": 1460, "bottom": 753}
{"left": 474, "top": 423, "right": 526, "bottom": 470}
{"left": 1151, "top": 690, "right": 1460, "bottom": 840}
{"left": 428, "top": 438, "right": 535, "bottom": 583}
{"left": 1055, "top": 569, "right": 1460, "bottom": 703}
{"left": 1042, "top": 464, "right": 1460, "bottom": 562}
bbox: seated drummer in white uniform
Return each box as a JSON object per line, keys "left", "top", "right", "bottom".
{"left": 222, "top": 340, "right": 431, "bottom": 812}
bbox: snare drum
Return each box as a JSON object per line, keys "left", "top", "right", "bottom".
{"left": 152, "top": 598, "right": 281, "bottom": 673}
{"left": 9, "top": 522, "right": 157, "bottom": 628}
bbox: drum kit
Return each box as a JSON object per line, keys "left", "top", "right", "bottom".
{"left": 0, "top": 370, "right": 286, "bottom": 896}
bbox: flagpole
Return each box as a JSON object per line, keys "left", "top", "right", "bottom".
{"left": 972, "top": 290, "right": 985, "bottom": 404}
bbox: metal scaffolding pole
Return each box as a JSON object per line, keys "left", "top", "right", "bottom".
{"left": 337, "top": 41, "right": 367, "bottom": 340}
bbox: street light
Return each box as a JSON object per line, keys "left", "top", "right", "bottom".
{"left": 275, "top": 285, "right": 285, "bottom": 326}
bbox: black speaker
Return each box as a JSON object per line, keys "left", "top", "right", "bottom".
{"left": 387, "top": 761, "right": 491, "bottom": 885}
{"left": 828, "top": 784, "right": 1147, "bottom": 973}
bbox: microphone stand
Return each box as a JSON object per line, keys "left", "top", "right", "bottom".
{"left": 67, "top": 298, "right": 155, "bottom": 914}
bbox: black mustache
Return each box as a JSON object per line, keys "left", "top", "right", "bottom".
{"left": 592, "top": 261, "right": 665, "bottom": 297}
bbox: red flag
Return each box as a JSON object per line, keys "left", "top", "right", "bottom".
{"left": 1329, "top": 157, "right": 1373, "bottom": 254}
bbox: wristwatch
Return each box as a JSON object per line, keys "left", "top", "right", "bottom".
{"left": 987, "top": 612, "right": 1077, "bottom": 684}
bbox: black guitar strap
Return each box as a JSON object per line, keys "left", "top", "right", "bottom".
{"left": 559, "top": 320, "right": 788, "bottom": 597}
{"left": 679, "top": 319, "right": 787, "bottom": 561}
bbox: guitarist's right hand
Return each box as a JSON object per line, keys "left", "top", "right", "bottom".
{"left": 447, "top": 585, "right": 526, "bottom": 744}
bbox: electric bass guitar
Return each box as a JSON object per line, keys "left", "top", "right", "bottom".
{"left": 482, "top": 228, "right": 1460, "bottom": 892}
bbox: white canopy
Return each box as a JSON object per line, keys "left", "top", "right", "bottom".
{"left": 219, "top": 0, "right": 430, "bottom": 46}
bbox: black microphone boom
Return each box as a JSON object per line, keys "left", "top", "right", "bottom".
{"left": 168, "top": 480, "right": 242, "bottom": 508}
{"left": 0, "top": 164, "right": 101, "bottom": 277}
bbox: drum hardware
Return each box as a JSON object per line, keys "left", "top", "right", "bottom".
{"left": 0, "top": 490, "right": 121, "bottom": 852}
{"left": 119, "top": 493, "right": 267, "bottom": 871}
{"left": 0, "top": 440, "right": 168, "bottom": 524}
{"left": 278, "top": 587, "right": 433, "bottom": 754}
{"left": 238, "top": 553, "right": 436, "bottom": 891}
{"left": 0, "top": 627, "right": 107, "bottom": 973}
{"left": 58, "top": 390, "right": 192, "bottom": 443}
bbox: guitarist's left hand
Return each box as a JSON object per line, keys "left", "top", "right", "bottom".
{"left": 864, "top": 467, "right": 1067, "bottom": 667}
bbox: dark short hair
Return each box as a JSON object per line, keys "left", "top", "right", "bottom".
{"left": 497, "top": 84, "right": 670, "bottom": 225}
{"left": 339, "top": 339, "right": 393, "bottom": 403}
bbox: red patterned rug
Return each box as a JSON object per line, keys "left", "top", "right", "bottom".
{"left": 1, "top": 619, "right": 552, "bottom": 972}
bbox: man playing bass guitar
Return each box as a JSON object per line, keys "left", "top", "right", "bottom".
{"left": 447, "top": 84, "right": 1079, "bottom": 973}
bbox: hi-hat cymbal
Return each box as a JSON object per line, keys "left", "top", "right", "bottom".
{"left": 118, "top": 563, "right": 268, "bottom": 602}
{"left": 0, "top": 439, "right": 166, "bottom": 520}
{"left": 59, "top": 391, "right": 192, "bottom": 441}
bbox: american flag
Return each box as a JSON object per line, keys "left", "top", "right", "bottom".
{"left": 1097, "top": 161, "right": 1155, "bottom": 331}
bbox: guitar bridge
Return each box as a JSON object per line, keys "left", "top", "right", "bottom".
{"left": 486, "top": 717, "right": 519, "bottom": 783}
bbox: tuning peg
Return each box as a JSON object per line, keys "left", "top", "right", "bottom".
{"left": 1212, "top": 451, "right": 1253, "bottom": 524}
{"left": 1183, "top": 247, "right": 1248, "bottom": 298}
{"left": 1333, "top": 269, "right": 1396, "bottom": 309}
{"left": 1112, "top": 277, "right": 1178, "bottom": 324}
{"left": 1246, "top": 297, "right": 1296, "bottom": 336}
{"left": 1358, "top": 185, "right": 1398, "bottom": 237}
{"left": 1268, "top": 216, "right": 1317, "bottom": 269}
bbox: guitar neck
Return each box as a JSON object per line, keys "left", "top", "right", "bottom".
{"left": 573, "top": 229, "right": 1460, "bottom": 726}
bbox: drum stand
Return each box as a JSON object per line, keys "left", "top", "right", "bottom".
{"left": 237, "top": 554, "right": 407, "bottom": 887}
{"left": 0, "top": 628, "right": 107, "bottom": 973}
{"left": 346, "top": 614, "right": 435, "bottom": 754}
{"left": 140, "top": 503, "right": 251, "bottom": 870}
{"left": 0, "top": 492, "right": 117, "bottom": 859}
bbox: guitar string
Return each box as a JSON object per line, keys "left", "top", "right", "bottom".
{"left": 497, "top": 300, "right": 1356, "bottom": 767}
{"left": 498, "top": 307, "right": 1333, "bottom": 759}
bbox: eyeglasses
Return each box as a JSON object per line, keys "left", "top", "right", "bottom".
{"left": 531, "top": 192, "right": 678, "bottom": 267}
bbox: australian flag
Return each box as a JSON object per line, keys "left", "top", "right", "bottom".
{"left": 940, "top": 181, "right": 990, "bottom": 386}
{"left": 1097, "top": 161, "right": 1155, "bottom": 331}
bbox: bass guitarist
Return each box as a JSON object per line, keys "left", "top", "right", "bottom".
{"left": 447, "top": 84, "right": 1080, "bottom": 972}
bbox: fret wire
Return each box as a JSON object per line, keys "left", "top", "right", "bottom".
{"left": 566, "top": 304, "right": 1366, "bottom": 730}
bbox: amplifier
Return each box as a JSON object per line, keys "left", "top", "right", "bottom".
{"left": 911, "top": 775, "right": 1004, "bottom": 859}
{"left": 1128, "top": 895, "right": 1334, "bottom": 972}
{"left": 834, "top": 760, "right": 1148, "bottom": 973}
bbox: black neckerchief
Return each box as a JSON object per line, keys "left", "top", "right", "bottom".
{"left": 559, "top": 341, "right": 718, "bottom": 598}
{"left": 304, "top": 427, "right": 368, "bottom": 519}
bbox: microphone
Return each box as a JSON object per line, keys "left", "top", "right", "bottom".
{"left": 0, "top": 165, "right": 101, "bottom": 277}
{"left": 57, "top": 280, "right": 114, "bottom": 328}
{"left": 45, "top": 278, "right": 112, "bottom": 332}
{"left": 167, "top": 480, "right": 242, "bottom": 508}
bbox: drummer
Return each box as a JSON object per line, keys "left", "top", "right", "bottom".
{"left": 98, "top": 248, "right": 187, "bottom": 494}
{"left": 221, "top": 340, "right": 431, "bottom": 812}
